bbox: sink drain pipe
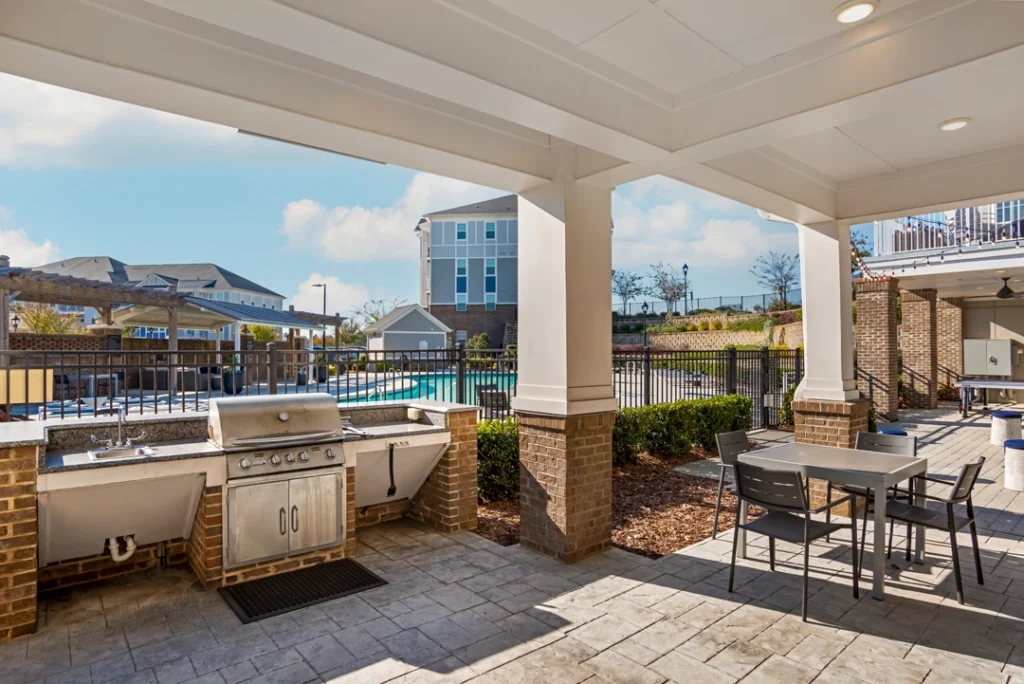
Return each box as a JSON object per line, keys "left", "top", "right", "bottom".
{"left": 107, "top": 535, "right": 137, "bottom": 563}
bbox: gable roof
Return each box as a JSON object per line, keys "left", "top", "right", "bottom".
{"left": 363, "top": 304, "right": 452, "bottom": 334}
{"left": 423, "top": 194, "right": 517, "bottom": 218}
{"left": 34, "top": 257, "right": 282, "bottom": 298}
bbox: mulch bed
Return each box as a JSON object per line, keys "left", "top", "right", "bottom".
{"left": 476, "top": 450, "right": 747, "bottom": 559}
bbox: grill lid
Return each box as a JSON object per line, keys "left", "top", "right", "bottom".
{"left": 209, "top": 394, "right": 343, "bottom": 451}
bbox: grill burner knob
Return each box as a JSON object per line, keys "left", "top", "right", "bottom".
{"left": 325, "top": 448, "right": 335, "bottom": 460}
{"left": 238, "top": 458, "right": 252, "bottom": 470}
{"left": 298, "top": 451, "right": 309, "bottom": 463}
{"left": 284, "top": 452, "right": 295, "bottom": 464}
{"left": 269, "top": 454, "right": 282, "bottom": 467}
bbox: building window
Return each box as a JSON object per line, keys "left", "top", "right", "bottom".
{"left": 486, "top": 222, "right": 496, "bottom": 240}
{"left": 456, "top": 258, "right": 467, "bottom": 297}
{"left": 456, "top": 294, "right": 467, "bottom": 312}
{"left": 456, "top": 330, "right": 468, "bottom": 345}
{"left": 485, "top": 294, "right": 496, "bottom": 311}
{"left": 457, "top": 222, "right": 467, "bottom": 241}
{"left": 485, "top": 257, "right": 496, "bottom": 306}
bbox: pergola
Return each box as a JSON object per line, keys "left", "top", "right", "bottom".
{"left": 5, "top": 0, "right": 1024, "bottom": 589}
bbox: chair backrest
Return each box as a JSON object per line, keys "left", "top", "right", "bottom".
{"left": 947, "top": 457, "right": 986, "bottom": 503}
{"left": 475, "top": 384, "right": 498, "bottom": 401}
{"left": 855, "top": 431, "right": 917, "bottom": 457}
{"left": 716, "top": 430, "right": 752, "bottom": 466}
{"left": 733, "top": 462, "right": 808, "bottom": 512}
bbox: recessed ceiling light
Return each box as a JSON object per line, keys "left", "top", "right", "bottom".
{"left": 977, "top": 287, "right": 985, "bottom": 290}
{"left": 997, "top": 270, "right": 1007, "bottom": 274}
{"left": 939, "top": 117, "right": 971, "bottom": 132}
{"left": 834, "top": 0, "right": 878, "bottom": 23}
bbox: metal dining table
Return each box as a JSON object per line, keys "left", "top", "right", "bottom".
{"left": 738, "top": 442, "right": 928, "bottom": 600}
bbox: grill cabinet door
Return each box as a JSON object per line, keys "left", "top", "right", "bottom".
{"left": 288, "top": 473, "right": 341, "bottom": 553}
{"left": 227, "top": 480, "right": 290, "bottom": 567}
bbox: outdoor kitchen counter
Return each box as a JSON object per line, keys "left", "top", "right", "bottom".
{"left": 40, "top": 438, "right": 224, "bottom": 473}
{"left": 343, "top": 421, "right": 450, "bottom": 440}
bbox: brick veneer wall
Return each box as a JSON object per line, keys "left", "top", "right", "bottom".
{"left": 792, "top": 399, "right": 871, "bottom": 513}
{"left": 0, "top": 446, "right": 38, "bottom": 642}
{"left": 408, "top": 408, "right": 478, "bottom": 532}
{"left": 854, "top": 278, "right": 900, "bottom": 420}
{"left": 357, "top": 500, "right": 411, "bottom": 527}
{"left": 9, "top": 333, "right": 106, "bottom": 351}
{"left": 188, "top": 486, "right": 223, "bottom": 588}
{"left": 901, "top": 289, "right": 938, "bottom": 409}
{"left": 517, "top": 411, "right": 614, "bottom": 563}
{"left": 429, "top": 305, "right": 516, "bottom": 346}
{"left": 937, "top": 297, "right": 964, "bottom": 395}
{"left": 39, "top": 540, "right": 189, "bottom": 594}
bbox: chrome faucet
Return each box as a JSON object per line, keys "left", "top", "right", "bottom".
{"left": 90, "top": 405, "right": 147, "bottom": 449}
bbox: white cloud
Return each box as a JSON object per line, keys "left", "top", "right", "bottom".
{"left": 0, "top": 73, "right": 316, "bottom": 168}
{"left": 0, "top": 206, "right": 60, "bottom": 266}
{"left": 281, "top": 173, "right": 502, "bottom": 262}
{"left": 289, "top": 274, "right": 370, "bottom": 318}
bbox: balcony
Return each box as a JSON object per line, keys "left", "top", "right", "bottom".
{"left": 872, "top": 201, "right": 1024, "bottom": 257}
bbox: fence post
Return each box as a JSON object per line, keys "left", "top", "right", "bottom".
{"left": 456, "top": 345, "right": 466, "bottom": 404}
{"left": 268, "top": 342, "right": 278, "bottom": 395}
{"left": 643, "top": 346, "right": 652, "bottom": 406}
{"left": 726, "top": 347, "right": 737, "bottom": 394}
{"left": 761, "top": 346, "right": 771, "bottom": 428}
{"left": 794, "top": 348, "right": 802, "bottom": 386}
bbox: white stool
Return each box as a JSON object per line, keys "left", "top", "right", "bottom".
{"left": 991, "top": 410, "right": 1022, "bottom": 446}
{"left": 1006, "top": 439, "right": 1024, "bottom": 491}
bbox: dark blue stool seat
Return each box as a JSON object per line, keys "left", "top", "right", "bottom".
{"left": 993, "top": 411, "right": 1022, "bottom": 419}
{"left": 1005, "top": 439, "right": 1024, "bottom": 450}
{"left": 878, "top": 428, "right": 908, "bottom": 436}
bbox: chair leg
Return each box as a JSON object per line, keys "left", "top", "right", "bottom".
{"left": 728, "top": 520, "right": 739, "bottom": 593}
{"left": 802, "top": 537, "right": 810, "bottom": 622}
{"left": 948, "top": 505, "right": 965, "bottom": 604}
{"left": 905, "top": 518, "right": 913, "bottom": 562}
{"left": 769, "top": 538, "right": 775, "bottom": 572}
{"left": 712, "top": 469, "right": 725, "bottom": 540}
{"left": 858, "top": 492, "right": 869, "bottom": 581}
{"left": 850, "top": 510, "right": 859, "bottom": 599}
{"left": 887, "top": 517, "right": 894, "bottom": 559}
{"left": 968, "top": 499, "right": 983, "bottom": 586}
{"left": 825, "top": 482, "right": 833, "bottom": 543}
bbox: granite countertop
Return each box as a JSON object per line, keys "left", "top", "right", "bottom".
{"left": 41, "top": 439, "right": 223, "bottom": 474}
{"left": 343, "top": 421, "right": 450, "bottom": 440}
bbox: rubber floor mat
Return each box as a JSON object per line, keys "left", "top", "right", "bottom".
{"left": 219, "top": 558, "right": 387, "bottom": 623}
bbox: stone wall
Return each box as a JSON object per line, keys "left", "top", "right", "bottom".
{"left": 0, "top": 446, "right": 38, "bottom": 641}
{"left": 647, "top": 322, "right": 803, "bottom": 350}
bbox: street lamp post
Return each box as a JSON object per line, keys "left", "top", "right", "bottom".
{"left": 312, "top": 283, "right": 327, "bottom": 347}
{"left": 11, "top": 313, "right": 20, "bottom": 332}
{"left": 682, "top": 264, "right": 689, "bottom": 315}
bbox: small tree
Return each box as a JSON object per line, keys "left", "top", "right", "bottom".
{"left": 851, "top": 233, "right": 871, "bottom": 276}
{"left": 248, "top": 324, "right": 279, "bottom": 342}
{"left": 13, "top": 304, "right": 84, "bottom": 334}
{"left": 335, "top": 320, "right": 366, "bottom": 347}
{"left": 611, "top": 270, "right": 647, "bottom": 315}
{"left": 648, "top": 263, "right": 687, "bottom": 312}
{"left": 750, "top": 252, "right": 799, "bottom": 308}
{"left": 354, "top": 297, "right": 407, "bottom": 325}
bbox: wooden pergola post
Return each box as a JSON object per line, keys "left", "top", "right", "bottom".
{"left": 167, "top": 306, "right": 179, "bottom": 393}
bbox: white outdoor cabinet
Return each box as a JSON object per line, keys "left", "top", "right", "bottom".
{"left": 964, "top": 339, "right": 1017, "bottom": 377}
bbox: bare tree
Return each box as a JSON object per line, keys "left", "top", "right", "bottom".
{"left": 611, "top": 270, "right": 647, "bottom": 314}
{"left": 750, "top": 252, "right": 799, "bottom": 308}
{"left": 353, "top": 297, "right": 407, "bottom": 325}
{"left": 648, "top": 263, "right": 687, "bottom": 313}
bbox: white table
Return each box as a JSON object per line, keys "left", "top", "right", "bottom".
{"left": 739, "top": 442, "right": 927, "bottom": 600}
{"left": 954, "top": 378, "right": 1024, "bottom": 418}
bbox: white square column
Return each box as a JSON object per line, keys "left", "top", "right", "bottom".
{"left": 797, "top": 221, "right": 859, "bottom": 402}
{"left": 512, "top": 178, "right": 617, "bottom": 417}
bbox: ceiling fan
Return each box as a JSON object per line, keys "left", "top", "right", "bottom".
{"left": 964, "top": 277, "right": 1022, "bottom": 300}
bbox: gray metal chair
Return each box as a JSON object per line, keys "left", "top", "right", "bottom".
{"left": 712, "top": 431, "right": 753, "bottom": 539}
{"left": 883, "top": 458, "right": 985, "bottom": 604}
{"left": 826, "top": 431, "right": 917, "bottom": 571}
{"left": 729, "top": 462, "right": 859, "bottom": 621}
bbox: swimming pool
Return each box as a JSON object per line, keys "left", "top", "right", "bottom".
{"left": 335, "top": 371, "right": 517, "bottom": 404}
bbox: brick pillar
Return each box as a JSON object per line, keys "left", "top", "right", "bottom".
{"left": 901, "top": 289, "right": 938, "bottom": 409}
{"left": 792, "top": 399, "right": 871, "bottom": 512}
{"left": 937, "top": 297, "right": 964, "bottom": 397}
{"left": 0, "top": 446, "right": 38, "bottom": 642}
{"left": 187, "top": 486, "right": 224, "bottom": 589}
{"left": 409, "top": 408, "right": 478, "bottom": 532}
{"left": 854, "top": 277, "right": 900, "bottom": 420}
{"left": 517, "top": 411, "right": 614, "bottom": 563}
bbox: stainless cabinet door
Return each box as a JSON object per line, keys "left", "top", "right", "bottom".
{"left": 288, "top": 474, "right": 341, "bottom": 553}
{"left": 227, "top": 480, "right": 290, "bottom": 567}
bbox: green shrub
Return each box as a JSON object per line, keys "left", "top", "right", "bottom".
{"left": 780, "top": 384, "right": 796, "bottom": 426}
{"left": 686, "top": 323, "right": 698, "bottom": 332}
{"left": 710, "top": 319, "right": 724, "bottom": 330}
{"left": 698, "top": 320, "right": 710, "bottom": 331}
{"left": 726, "top": 316, "right": 770, "bottom": 331}
{"left": 477, "top": 418, "right": 520, "bottom": 501}
{"left": 612, "top": 395, "right": 753, "bottom": 464}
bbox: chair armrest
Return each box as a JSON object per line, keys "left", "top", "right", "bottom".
{"left": 911, "top": 475, "right": 953, "bottom": 486}
{"left": 811, "top": 494, "right": 854, "bottom": 514}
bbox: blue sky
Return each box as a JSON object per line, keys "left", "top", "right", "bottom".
{"left": 0, "top": 72, "right": 815, "bottom": 316}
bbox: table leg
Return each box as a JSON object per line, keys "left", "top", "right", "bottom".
{"left": 915, "top": 470, "right": 926, "bottom": 564}
{"left": 872, "top": 487, "right": 887, "bottom": 600}
{"left": 738, "top": 500, "right": 748, "bottom": 560}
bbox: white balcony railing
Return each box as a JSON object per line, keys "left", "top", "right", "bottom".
{"left": 873, "top": 200, "right": 1024, "bottom": 256}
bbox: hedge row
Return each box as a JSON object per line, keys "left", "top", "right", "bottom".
{"left": 475, "top": 394, "right": 754, "bottom": 501}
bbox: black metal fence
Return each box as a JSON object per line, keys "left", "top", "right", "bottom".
{"left": 613, "top": 289, "right": 802, "bottom": 317}
{"left": 0, "top": 345, "right": 801, "bottom": 428}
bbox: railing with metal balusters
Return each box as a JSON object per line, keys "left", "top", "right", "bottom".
{"left": 873, "top": 202, "right": 1024, "bottom": 256}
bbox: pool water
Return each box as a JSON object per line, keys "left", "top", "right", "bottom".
{"left": 335, "top": 372, "right": 517, "bottom": 404}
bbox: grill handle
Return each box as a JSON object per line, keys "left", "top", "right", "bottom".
{"left": 279, "top": 508, "right": 286, "bottom": 536}
{"left": 229, "top": 431, "right": 340, "bottom": 447}
{"left": 291, "top": 505, "right": 299, "bottom": 533}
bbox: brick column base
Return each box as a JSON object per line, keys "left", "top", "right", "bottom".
{"left": 409, "top": 408, "right": 478, "bottom": 532}
{"left": 902, "top": 289, "right": 939, "bottom": 409}
{"left": 854, "top": 277, "right": 900, "bottom": 421}
{"left": 0, "top": 446, "right": 38, "bottom": 642}
{"left": 517, "top": 411, "right": 614, "bottom": 563}
{"left": 793, "top": 399, "right": 871, "bottom": 512}
{"left": 937, "top": 297, "right": 964, "bottom": 399}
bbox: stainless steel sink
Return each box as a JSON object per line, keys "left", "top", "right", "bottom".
{"left": 87, "top": 446, "right": 156, "bottom": 461}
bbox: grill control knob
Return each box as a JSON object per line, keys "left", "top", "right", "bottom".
{"left": 298, "top": 451, "right": 309, "bottom": 463}
{"left": 269, "top": 454, "right": 282, "bottom": 467}
{"left": 324, "top": 448, "right": 336, "bottom": 460}
{"left": 284, "top": 452, "right": 295, "bottom": 464}
{"left": 238, "top": 458, "right": 252, "bottom": 470}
